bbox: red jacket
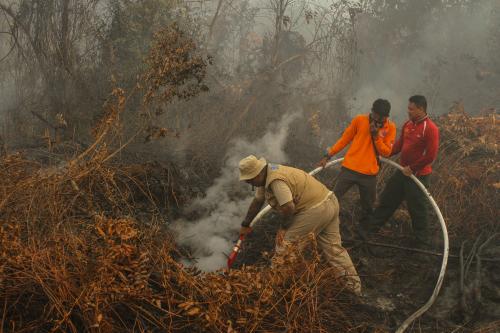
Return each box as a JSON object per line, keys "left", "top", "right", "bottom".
{"left": 391, "top": 117, "right": 439, "bottom": 176}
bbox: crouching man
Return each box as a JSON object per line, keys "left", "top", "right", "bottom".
{"left": 238, "top": 155, "right": 361, "bottom": 295}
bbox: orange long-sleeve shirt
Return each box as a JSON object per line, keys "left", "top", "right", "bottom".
{"left": 327, "top": 114, "right": 396, "bottom": 175}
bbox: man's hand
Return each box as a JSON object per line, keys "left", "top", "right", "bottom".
{"left": 402, "top": 166, "right": 413, "bottom": 176}
{"left": 239, "top": 226, "right": 252, "bottom": 237}
{"left": 277, "top": 201, "right": 295, "bottom": 218}
{"left": 318, "top": 157, "right": 329, "bottom": 168}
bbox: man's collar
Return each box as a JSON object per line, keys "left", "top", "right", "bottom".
{"left": 263, "top": 165, "right": 269, "bottom": 187}
{"left": 412, "top": 115, "right": 428, "bottom": 124}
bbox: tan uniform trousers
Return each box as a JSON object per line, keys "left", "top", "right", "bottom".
{"left": 278, "top": 195, "right": 361, "bottom": 295}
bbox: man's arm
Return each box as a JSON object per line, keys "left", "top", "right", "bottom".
{"left": 241, "top": 196, "right": 265, "bottom": 227}
{"left": 391, "top": 124, "right": 405, "bottom": 156}
{"left": 269, "top": 180, "right": 295, "bottom": 219}
{"left": 326, "top": 117, "right": 358, "bottom": 157}
{"left": 374, "top": 123, "right": 397, "bottom": 157}
{"left": 277, "top": 201, "right": 296, "bottom": 218}
{"left": 408, "top": 123, "right": 439, "bottom": 173}
{"left": 318, "top": 117, "right": 358, "bottom": 167}
{"left": 239, "top": 195, "right": 265, "bottom": 237}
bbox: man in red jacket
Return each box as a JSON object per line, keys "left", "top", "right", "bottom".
{"left": 364, "top": 95, "right": 439, "bottom": 245}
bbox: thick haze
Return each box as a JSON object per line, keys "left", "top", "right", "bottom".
{"left": 0, "top": 0, "right": 498, "bottom": 270}
{"left": 172, "top": 0, "right": 499, "bottom": 271}
{"left": 1, "top": 1, "right": 498, "bottom": 138}
{"left": 352, "top": 0, "right": 499, "bottom": 122}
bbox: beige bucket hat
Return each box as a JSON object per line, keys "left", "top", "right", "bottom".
{"left": 239, "top": 155, "right": 267, "bottom": 181}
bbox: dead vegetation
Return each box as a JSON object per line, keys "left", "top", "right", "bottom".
{"left": 1, "top": 103, "right": 497, "bottom": 332}
{"left": 0, "top": 23, "right": 373, "bottom": 333}
{"left": 432, "top": 103, "right": 499, "bottom": 241}
{"left": 0, "top": 142, "right": 375, "bottom": 332}
{"left": 0, "top": 1, "right": 498, "bottom": 331}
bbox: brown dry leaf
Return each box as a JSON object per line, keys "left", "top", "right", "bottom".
{"left": 118, "top": 244, "right": 135, "bottom": 256}
{"left": 118, "top": 226, "right": 137, "bottom": 240}
{"left": 186, "top": 307, "right": 200, "bottom": 316}
{"left": 178, "top": 301, "right": 195, "bottom": 310}
{"left": 245, "top": 308, "right": 258, "bottom": 314}
{"left": 236, "top": 317, "right": 247, "bottom": 325}
{"left": 107, "top": 223, "right": 115, "bottom": 237}
{"left": 227, "top": 320, "right": 236, "bottom": 333}
{"left": 96, "top": 226, "right": 106, "bottom": 238}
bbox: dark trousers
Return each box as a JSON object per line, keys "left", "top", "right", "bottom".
{"left": 333, "top": 167, "right": 377, "bottom": 226}
{"left": 369, "top": 170, "right": 430, "bottom": 242}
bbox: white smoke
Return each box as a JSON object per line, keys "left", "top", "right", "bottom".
{"left": 171, "top": 113, "right": 298, "bottom": 271}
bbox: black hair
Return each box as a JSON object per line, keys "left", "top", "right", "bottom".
{"left": 371, "top": 99, "right": 391, "bottom": 117}
{"left": 409, "top": 95, "right": 427, "bottom": 112}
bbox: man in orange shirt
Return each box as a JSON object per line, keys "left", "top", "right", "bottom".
{"left": 318, "top": 99, "right": 396, "bottom": 228}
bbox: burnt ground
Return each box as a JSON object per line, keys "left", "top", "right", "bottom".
{"left": 233, "top": 181, "right": 500, "bottom": 333}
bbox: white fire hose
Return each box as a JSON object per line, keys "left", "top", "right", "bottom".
{"left": 244, "top": 157, "right": 449, "bottom": 333}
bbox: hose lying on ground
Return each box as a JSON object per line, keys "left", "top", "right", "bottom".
{"left": 228, "top": 157, "right": 449, "bottom": 333}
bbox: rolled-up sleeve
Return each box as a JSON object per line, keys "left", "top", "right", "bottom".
{"left": 269, "top": 180, "right": 293, "bottom": 206}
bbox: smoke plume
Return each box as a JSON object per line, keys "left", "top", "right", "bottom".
{"left": 171, "top": 113, "right": 298, "bottom": 271}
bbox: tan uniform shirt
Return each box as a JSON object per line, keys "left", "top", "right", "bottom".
{"left": 255, "top": 180, "right": 293, "bottom": 207}
{"left": 255, "top": 164, "right": 330, "bottom": 212}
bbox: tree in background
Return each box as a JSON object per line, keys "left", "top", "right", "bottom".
{"left": 0, "top": 0, "right": 198, "bottom": 144}
{"left": 351, "top": 0, "right": 499, "bottom": 117}
{"left": 0, "top": 0, "right": 105, "bottom": 143}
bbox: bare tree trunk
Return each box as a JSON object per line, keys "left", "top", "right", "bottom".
{"left": 60, "top": 0, "right": 70, "bottom": 67}
{"left": 271, "top": 0, "right": 287, "bottom": 67}
{"left": 207, "top": 0, "right": 224, "bottom": 44}
{"left": 58, "top": 0, "right": 70, "bottom": 141}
